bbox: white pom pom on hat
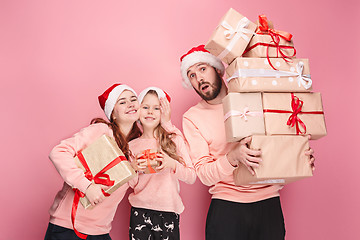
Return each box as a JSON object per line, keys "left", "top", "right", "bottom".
{"left": 180, "top": 44, "right": 225, "bottom": 88}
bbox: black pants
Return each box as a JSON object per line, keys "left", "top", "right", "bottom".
{"left": 44, "top": 223, "right": 112, "bottom": 240}
{"left": 129, "top": 207, "right": 180, "bottom": 240}
{"left": 206, "top": 197, "right": 285, "bottom": 240}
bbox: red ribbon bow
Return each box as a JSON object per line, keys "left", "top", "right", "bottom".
{"left": 71, "top": 152, "right": 126, "bottom": 239}
{"left": 243, "top": 15, "right": 296, "bottom": 70}
{"left": 138, "top": 149, "right": 158, "bottom": 174}
{"left": 263, "top": 93, "right": 324, "bottom": 135}
{"left": 256, "top": 15, "right": 293, "bottom": 41}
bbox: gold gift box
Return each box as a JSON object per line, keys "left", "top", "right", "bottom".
{"left": 205, "top": 8, "right": 257, "bottom": 65}
{"left": 74, "top": 135, "right": 136, "bottom": 209}
{"left": 233, "top": 135, "right": 312, "bottom": 185}
{"left": 226, "top": 57, "right": 312, "bottom": 92}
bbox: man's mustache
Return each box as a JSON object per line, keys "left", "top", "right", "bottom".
{"left": 198, "top": 81, "right": 212, "bottom": 89}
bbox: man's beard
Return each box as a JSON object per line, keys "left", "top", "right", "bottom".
{"left": 194, "top": 72, "right": 222, "bottom": 101}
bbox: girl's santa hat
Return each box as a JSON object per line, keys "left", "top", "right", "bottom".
{"left": 98, "top": 83, "right": 137, "bottom": 120}
{"left": 138, "top": 87, "right": 171, "bottom": 103}
{"left": 180, "top": 44, "right": 225, "bottom": 88}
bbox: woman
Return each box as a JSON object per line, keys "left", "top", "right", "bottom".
{"left": 45, "top": 83, "right": 141, "bottom": 240}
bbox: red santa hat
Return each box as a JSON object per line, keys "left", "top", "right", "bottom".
{"left": 138, "top": 86, "right": 171, "bottom": 104}
{"left": 98, "top": 83, "right": 137, "bottom": 120}
{"left": 180, "top": 44, "right": 225, "bottom": 88}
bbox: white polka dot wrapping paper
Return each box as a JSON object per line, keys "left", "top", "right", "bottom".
{"left": 225, "top": 57, "right": 312, "bottom": 92}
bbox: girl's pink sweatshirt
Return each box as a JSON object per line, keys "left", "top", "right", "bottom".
{"left": 128, "top": 129, "right": 196, "bottom": 214}
{"left": 48, "top": 123, "right": 129, "bottom": 235}
{"left": 182, "top": 100, "right": 282, "bottom": 203}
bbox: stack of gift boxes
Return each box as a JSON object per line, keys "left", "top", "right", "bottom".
{"left": 205, "top": 8, "right": 327, "bottom": 185}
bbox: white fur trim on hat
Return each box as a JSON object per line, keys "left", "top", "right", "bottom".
{"left": 104, "top": 85, "right": 137, "bottom": 120}
{"left": 180, "top": 51, "right": 225, "bottom": 88}
{"left": 138, "top": 87, "right": 166, "bottom": 104}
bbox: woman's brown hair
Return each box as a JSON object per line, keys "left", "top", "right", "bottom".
{"left": 90, "top": 117, "right": 141, "bottom": 159}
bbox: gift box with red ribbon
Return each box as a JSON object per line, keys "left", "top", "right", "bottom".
{"left": 204, "top": 8, "right": 257, "bottom": 65}
{"left": 226, "top": 57, "right": 312, "bottom": 92}
{"left": 223, "top": 92, "right": 327, "bottom": 141}
{"left": 233, "top": 135, "right": 313, "bottom": 185}
{"left": 262, "top": 92, "right": 327, "bottom": 139}
{"left": 137, "top": 149, "right": 160, "bottom": 174}
{"left": 74, "top": 135, "right": 136, "bottom": 209}
{"left": 71, "top": 135, "right": 136, "bottom": 239}
{"left": 242, "top": 15, "right": 296, "bottom": 69}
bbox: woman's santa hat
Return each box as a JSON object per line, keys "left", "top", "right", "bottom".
{"left": 180, "top": 44, "right": 225, "bottom": 88}
{"left": 98, "top": 83, "right": 137, "bottom": 120}
{"left": 138, "top": 86, "right": 171, "bottom": 103}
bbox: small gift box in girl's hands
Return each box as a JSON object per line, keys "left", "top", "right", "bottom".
{"left": 74, "top": 135, "right": 136, "bottom": 209}
{"left": 204, "top": 8, "right": 257, "bottom": 65}
{"left": 136, "top": 149, "right": 161, "bottom": 174}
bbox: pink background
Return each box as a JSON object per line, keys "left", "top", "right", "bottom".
{"left": 1, "top": 0, "right": 359, "bottom": 239}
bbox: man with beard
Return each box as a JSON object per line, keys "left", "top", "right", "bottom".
{"left": 180, "top": 45, "right": 300, "bottom": 240}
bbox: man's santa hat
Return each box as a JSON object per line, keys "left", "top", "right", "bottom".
{"left": 98, "top": 83, "right": 137, "bottom": 120}
{"left": 138, "top": 86, "right": 171, "bottom": 103}
{"left": 180, "top": 44, "right": 225, "bottom": 88}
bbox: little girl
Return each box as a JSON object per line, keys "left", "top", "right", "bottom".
{"left": 128, "top": 87, "right": 196, "bottom": 240}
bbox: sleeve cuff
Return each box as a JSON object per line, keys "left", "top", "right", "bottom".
{"left": 77, "top": 178, "right": 92, "bottom": 193}
{"left": 218, "top": 155, "right": 236, "bottom": 175}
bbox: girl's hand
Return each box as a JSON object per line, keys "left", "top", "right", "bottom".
{"left": 133, "top": 153, "right": 148, "bottom": 172}
{"left": 85, "top": 183, "right": 109, "bottom": 206}
{"left": 156, "top": 152, "right": 176, "bottom": 171}
{"left": 160, "top": 97, "right": 171, "bottom": 123}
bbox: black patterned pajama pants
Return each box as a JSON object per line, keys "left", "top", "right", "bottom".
{"left": 129, "top": 207, "right": 180, "bottom": 240}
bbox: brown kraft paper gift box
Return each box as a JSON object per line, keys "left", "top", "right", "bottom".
{"left": 243, "top": 15, "right": 295, "bottom": 58}
{"left": 242, "top": 34, "right": 295, "bottom": 58}
{"left": 226, "top": 57, "right": 312, "bottom": 92}
{"left": 223, "top": 92, "right": 265, "bottom": 142}
{"left": 74, "top": 135, "right": 136, "bottom": 209}
{"left": 204, "top": 8, "right": 257, "bottom": 65}
{"left": 137, "top": 149, "right": 161, "bottom": 174}
{"left": 262, "top": 92, "right": 327, "bottom": 140}
{"left": 233, "top": 135, "right": 312, "bottom": 185}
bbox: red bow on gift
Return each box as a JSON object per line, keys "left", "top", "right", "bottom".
{"left": 256, "top": 14, "right": 293, "bottom": 41}
{"left": 72, "top": 152, "right": 126, "bottom": 239}
{"left": 138, "top": 149, "right": 159, "bottom": 174}
{"left": 243, "top": 15, "right": 296, "bottom": 70}
{"left": 263, "top": 93, "right": 324, "bottom": 135}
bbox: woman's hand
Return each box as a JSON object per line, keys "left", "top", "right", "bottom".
{"left": 85, "top": 183, "right": 109, "bottom": 206}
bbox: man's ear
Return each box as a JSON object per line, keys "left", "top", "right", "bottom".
{"left": 216, "top": 68, "right": 222, "bottom": 75}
